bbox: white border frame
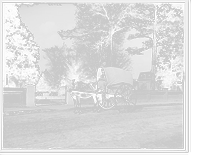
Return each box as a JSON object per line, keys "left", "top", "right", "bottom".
{"left": 0, "top": 0, "right": 190, "bottom": 153}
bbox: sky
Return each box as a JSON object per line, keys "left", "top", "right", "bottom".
{"left": 18, "top": 3, "right": 153, "bottom": 77}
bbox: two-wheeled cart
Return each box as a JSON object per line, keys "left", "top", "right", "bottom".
{"left": 72, "top": 67, "right": 137, "bottom": 113}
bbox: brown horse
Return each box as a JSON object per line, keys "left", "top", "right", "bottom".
{"left": 68, "top": 80, "right": 99, "bottom": 114}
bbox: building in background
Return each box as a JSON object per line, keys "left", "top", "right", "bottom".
{"left": 138, "top": 72, "right": 151, "bottom": 90}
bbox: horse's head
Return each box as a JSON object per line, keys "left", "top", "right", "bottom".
{"left": 68, "top": 78, "right": 98, "bottom": 92}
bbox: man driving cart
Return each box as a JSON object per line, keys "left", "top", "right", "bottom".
{"left": 95, "top": 72, "right": 106, "bottom": 111}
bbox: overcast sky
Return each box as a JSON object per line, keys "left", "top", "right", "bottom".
{"left": 19, "top": 3, "right": 152, "bottom": 79}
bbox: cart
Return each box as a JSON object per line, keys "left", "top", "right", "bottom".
{"left": 96, "top": 67, "right": 137, "bottom": 109}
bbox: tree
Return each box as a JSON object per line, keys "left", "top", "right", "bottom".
{"left": 76, "top": 46, "right": 96, "bottom": 83}
{"left": 127, "top": 3, "right": 184, "bottom": 90}
{"left": 61, "top": 44, "right": 96, "bottom": 86}
{"left": 36, "top": 70, "right": 53, "bottom": 91}
{"left": 73, "top": 30, "right": 131, "bottom": 71}
{"left": 59, "top": 3, "right": 143, "bottom": 66}
{"left": 156, "top": 31, "right": 184, "bottom": 90}
{"left": 112, "top": 33, "right": 131, "bottom": 70}
{"left": 83, "top": 30, "right": 107, "bottom": 70}
{"left": 43, "top": 46, "right": 67, "bottom": 87}
{"left": 3, "top": 3, "right": 39, "bottom": 87}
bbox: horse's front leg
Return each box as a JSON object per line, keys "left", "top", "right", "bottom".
{"left": 97, "top": 93, "right": 102, "bottom": 112}
{"left": 91, "top": 94, "right": 98, "bottom": 112}
{"left": 77, "top": 96, "right": 81, "bottom": 114}
{"left": 73, "top": 96, "right": 77, "bottom": 114}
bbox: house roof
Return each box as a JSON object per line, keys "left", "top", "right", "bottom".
{"left": 138, "top": 72, "right": 151, "bottom": 81}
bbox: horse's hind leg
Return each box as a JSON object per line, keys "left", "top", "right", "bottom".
{"left": 96, "top": 95, "right": 104, "bottom": 112}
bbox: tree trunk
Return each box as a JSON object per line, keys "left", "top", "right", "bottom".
{"left": 106, "top": 28, "right": 113, "bottom": 67}
{"left": 150, "top": 4, "right": 157, "bottom": 90}
{"left": 151, "top": 42, "right": 156, "bottom": 90}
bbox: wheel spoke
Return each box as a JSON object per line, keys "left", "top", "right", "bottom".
{"left": 108, "top": 99, "right": 112, "bottom": 106}
{"left": 103, "top": 98, "right": 106, "bottom": 106}
{"left": 110, "top": 97, "right": 115, "bottom": 103}
{"left": 102, "top": 97, "right": 106, "bottom": 103}
{"left": 106, "top": 99, "right": 109, "bottom": 108}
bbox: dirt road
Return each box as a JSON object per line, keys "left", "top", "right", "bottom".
{"left": 3, "top": 104, "right": 184, "bottom": 150}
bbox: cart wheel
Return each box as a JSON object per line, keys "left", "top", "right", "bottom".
{"left": 97, "top": 93, "right": 116, "bottom": 109}
{"left": 114, "top": 83, "right": 137, "bottom": 113}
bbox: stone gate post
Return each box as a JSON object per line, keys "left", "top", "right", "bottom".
{"left": 26, "top": 84, "right": 35, "bottom": 107}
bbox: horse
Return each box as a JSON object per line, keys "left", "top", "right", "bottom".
{"left": 68, "top": 80, "right": 99, "bottom": 114}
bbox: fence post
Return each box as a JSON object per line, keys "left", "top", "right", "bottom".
{"left": 26, "top": 84, "right": 35, "bottom": 107}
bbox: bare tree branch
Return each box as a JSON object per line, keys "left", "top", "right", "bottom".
{"left": 126, "top": 46, "right": 151, "bottom": 55}
{"left": 127, "top": 34, "right": 153, "bottom": 41}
